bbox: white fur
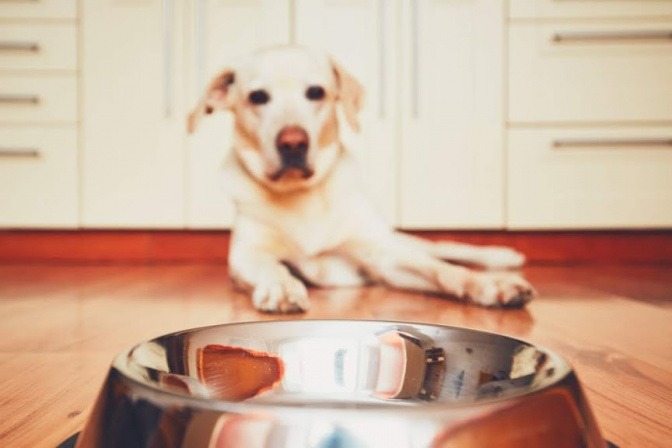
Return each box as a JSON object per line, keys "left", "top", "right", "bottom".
{"left": 189, "top": 46, "right": 535, "bottom": 313}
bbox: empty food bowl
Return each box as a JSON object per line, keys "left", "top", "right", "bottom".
{"left": 73, "top": 320, "right": 608, "bottom": 447}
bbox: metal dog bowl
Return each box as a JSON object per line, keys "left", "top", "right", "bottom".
{"left": 75, "top": 320, "right": 608, "bottom": 447}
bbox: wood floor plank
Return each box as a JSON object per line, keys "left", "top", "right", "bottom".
{"left": 0, "top": 264, "right": 670, "bottom": 447}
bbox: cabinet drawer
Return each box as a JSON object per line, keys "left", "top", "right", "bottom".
{"left": 0, "top": 0, "right": 77, "bottom": 20}
{"left": 509, "top": 22, "right": 672, "bottom": 124}
{"left": 507, "top": 127, "right": 672, "bottom": 229}
{"left": 0, "top": 24, "right": 77, "bottom": 71}
{"left": 0, "top": 127, "right": 78, "bottom": 227}
{"left": 0, "top": 76, "right": 77, "bottom": 123}
{"left": 510, "top": 0, "right": 672, "bottom": 20}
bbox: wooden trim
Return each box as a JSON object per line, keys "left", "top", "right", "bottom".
{"left": 0, "top": 230, "right": 670, "bottom": 264}
{"left": 0, "top": 230, "right": 230, "bottom": 263}
{"left": 415, "top": 230, "right": 672, "bottom": 264}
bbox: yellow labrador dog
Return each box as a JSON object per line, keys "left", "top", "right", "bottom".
{"left": 188, "top": 46, "right": 534, "bottom": 313}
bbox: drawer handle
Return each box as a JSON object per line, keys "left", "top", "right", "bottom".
{"left": 0, "top": 94, "right": 40, "bottom": 105}
{"left": 0, "top": 42, "right": 40, "bottom": 52}
{"left": 552, "top": 30, "right": 672, "bottom": 43}
{"left": 553, "top": 139, "right": 672, "bottom": 149}
{"left": 0, "top": 148, "right": 40, "bottom": 158}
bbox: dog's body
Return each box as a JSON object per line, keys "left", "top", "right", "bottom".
{"left": 189, "top": 46, "right": 534, "bottom": 313}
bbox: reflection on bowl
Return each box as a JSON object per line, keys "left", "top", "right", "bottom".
{"left": 76, "top": 320, "right": 607, "bottom": 448}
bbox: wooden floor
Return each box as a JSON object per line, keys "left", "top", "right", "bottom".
{"left": 0, "top": 263, "right": 671, "bottom": 447}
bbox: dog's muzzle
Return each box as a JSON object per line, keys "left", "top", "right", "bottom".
{"left": 272, "top": 126, "right": 314, "bottom": 180}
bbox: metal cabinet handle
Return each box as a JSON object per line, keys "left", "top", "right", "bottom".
{"left": 552, "top": 30, "right": 672, "bottom": 43}
{"left": 411, "top": 0, "right": 419, "bottom": 119}
{"left": 0, "top": 148, "right": 40, "bottom": 158}
{"left": 162, "top": 0, "right": 173, "bottom": 118}
{"left": 0, "top": 42, "right": 40, "bottom": 52}
{"left": 553, "top": 139, "right": 672, "bottom": 149}
{"left": 378, "top": 0, "right": 387, "bottom": 120}
{"left": 0, "top": 95, "right": 40, "bottom": 104}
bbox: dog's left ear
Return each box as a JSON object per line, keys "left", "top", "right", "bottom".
{"left": 331, "top": 58, "right": 364, "bottom": 133}
{"left": 187, "top": 68, "right": 236, "bottom": 134}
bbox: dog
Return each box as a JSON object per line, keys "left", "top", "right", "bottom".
{"left": 187, "top": 46, "right": 535, "bottom": 313}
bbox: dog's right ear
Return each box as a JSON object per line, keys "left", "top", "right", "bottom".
{"left": 187, "top": 69, "right": 236, "bottom": 134}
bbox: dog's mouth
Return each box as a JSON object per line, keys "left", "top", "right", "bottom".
{"left": 268, "top": 157, "right": 315, "bottom": 181}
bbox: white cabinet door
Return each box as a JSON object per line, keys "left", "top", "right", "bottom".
{"left": 509, "top": 21, "right": 672, "bottom": 124}
{"left": 294, "top": 0, "right": 399, "bottom": 225}
{"left": 0, "top": 0, "right": 77, "bottom": 20}
{"left": 399, "top": 0, "right": 505, "bottom": 229}
{"left": 0, "top": 128, "right": 78, "bottom": 227}
{"left": 508, "top": 127, "right": 672, "bottom": 229}
{"left": 82, "top": 0, "right": 187, "bottom": 228}
{"left": 510, "top": 0, "right": 672, "bottom": 20}
{"left": 185, "top": 0, "right": 290, "bottom": 229}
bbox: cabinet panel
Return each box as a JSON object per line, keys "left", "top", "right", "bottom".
{"left": 0, "top": 24, "right": 77, "bottom": 71}
{"left": 510, "top": 0, "right": 672, "bottom": 20}
{"left": 294, "top": 0, "right": 399, "bottom": 225}
{"left": 82, "top": 0, "right": 186, "bottom": 227}
{"left": 0, "top": 127, "right": 78, "bottom": 227}
{"left": 399, "top": 0, "right": 504, "bottom": 229}
{"left": 0, "top": 75, "right": 76, "bottom": 124}
{"left": 508, "top": 127, "right": 672, "bottom": 229}
{"left": 0, "top": 0, "right": 77, "bottom": 20}
{"left": 186, "top": 0, "right": 290, "bottom": 228}
{"left": 509, "top": 21, "right": 672, "bottom": 124}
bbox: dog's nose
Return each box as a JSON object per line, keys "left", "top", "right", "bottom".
{"left": 276, "top": 126, "right": 309, "bottom": 157}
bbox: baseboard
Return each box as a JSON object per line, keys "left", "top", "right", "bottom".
{"left": 0, "top": 229, "right": 670, "bottom": 264}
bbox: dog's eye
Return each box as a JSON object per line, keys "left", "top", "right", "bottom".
{"left": 248, "top": 89, "right": 270, "bottom": 105}
{"left": 306, "top": 85, "right": 325, "bottom": 101}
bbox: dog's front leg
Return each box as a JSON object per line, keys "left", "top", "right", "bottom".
{"left": 229, "top": 240, "right": 309, "bottom": 314}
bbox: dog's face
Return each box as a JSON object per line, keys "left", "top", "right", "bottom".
{"left": 188, "top": 47, "right": 363, "bottom": 192}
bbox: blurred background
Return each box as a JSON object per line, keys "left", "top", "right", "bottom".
{"left": 1, "top": 3, "right": 672, "bottom": 447}
{"left": 1, "top": 0, "right": 671, "bottom": 259}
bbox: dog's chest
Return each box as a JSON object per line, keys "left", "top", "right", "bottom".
{"left": 271, "top": 191, "right": 355, "bottom": 255}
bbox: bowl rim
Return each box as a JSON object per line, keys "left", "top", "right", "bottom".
{"left": 111, "top": 319, "right": 574, "bottom": 417}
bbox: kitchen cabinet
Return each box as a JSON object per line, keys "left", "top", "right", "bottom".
{"left": 79, "top": 0, "right": 507, "bottom": 230}
{"left": 83, "top": 0, "right": 291, "bottom": 229}
{"left": 398, "top": 0, "right": 505, "bottom": 228}
{"left": 508, "top": 127, "right": 672, "bottom": 228}
{"left": 81, "top": 0, "right": 187, "bottom": 227}
{"left": 294, "top": 0, "right": 399, "bottom": 224}
{"left": 0, "top": 3, "right": 78, "bottom": 227}
{"left": 0, "top": 24, "right": 77, "bottom": 71}
{"left": 0, "top": 128, "right": 78, "bottom": 227}
{"left": 185, "top": 0, "right": 291, "bottom": 228}
{"left": 296, "top": 0, "right": 505, "bottom": 229}
{"left": 509, "top": 21, "right": 672, "bottom": 124}
{"left": 0, "top": 0, "right": 77, "bottom": 20}
{"left": 509, "top": 0, "right": 672, "bottom": 20}
{"left": 0, "top": 76, "right": 77, "bottom": 124}
{"left": 4, "top": 0, "right": 670, "bottom": 231}
{"left": 507, "top": 7, "right": 672, "bottom": 228}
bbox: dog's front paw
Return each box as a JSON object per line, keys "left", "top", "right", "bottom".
{"left": 252, "top": 276, "right": 310, "bottom": 314}
{"left": 465, "top": 273, "right": 535, "bottom": 308}
{"left": 479, "top": 246, "right": 526, "bottom": 270}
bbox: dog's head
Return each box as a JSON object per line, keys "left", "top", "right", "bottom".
{"left": 188, "top": 46, "right": 364, "bottom": 192}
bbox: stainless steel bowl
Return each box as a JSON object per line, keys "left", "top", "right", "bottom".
{"left": 76, "top": 320, "right": 607, "bottom": 448}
